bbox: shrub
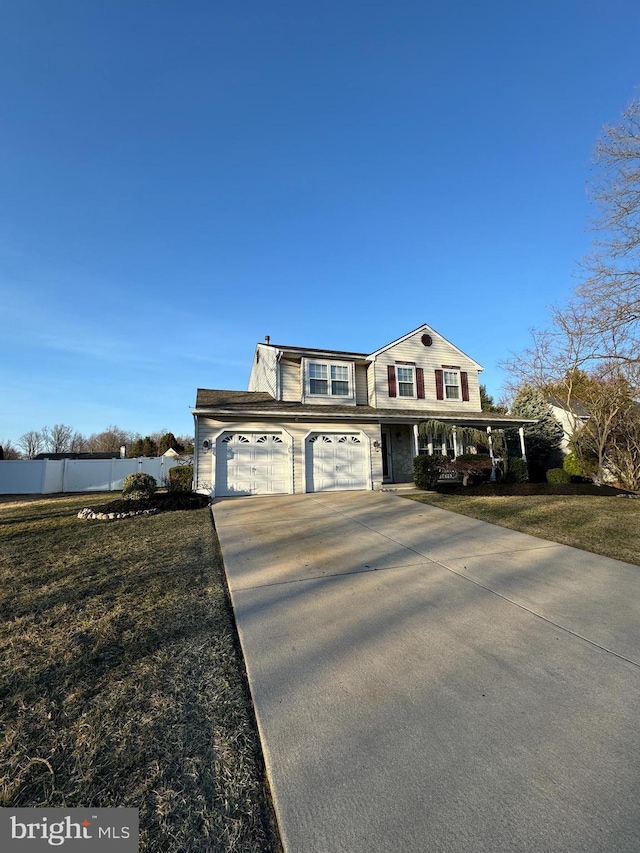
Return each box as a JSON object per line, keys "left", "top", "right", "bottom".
{"left": 122, "top": 472, "right": 157, "bottom": 500}
{"left": 563, "top": 450, "right": 597, "bottom": 480}
{"left": 503, "top": 457, "right": 528, "bottom": 483}
{"left": 454, "top": 453, "right": 493, "bottom": 486}
{"left": 546, "top": 467, "right": 571, "bottom": 485}
{"left": 168, "top": 464, "right": 193, "bottom": 492}
{"left": 413, "top": 454, "right": 445, "bottom": 490}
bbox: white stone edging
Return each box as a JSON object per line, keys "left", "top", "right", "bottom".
{"left": 77, "top": 507, "right": 160, "bottom": 521}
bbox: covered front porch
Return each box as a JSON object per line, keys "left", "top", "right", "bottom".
{"left": 378, "top": 414, "right": 532, "bottom": 486}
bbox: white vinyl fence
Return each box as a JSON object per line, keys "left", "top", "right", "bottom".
{"left": 0, "top": 457, "right": 183, "bottom": 495}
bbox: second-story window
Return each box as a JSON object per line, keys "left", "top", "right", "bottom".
{"left": 309, "top": 363, "right": 328, "bottom": 394}
{"left": 308, "top": 362, "right": 351, "bottom": 397}
{"left": 397, "top": 366, "right": 415, "bottom": 397}
{"left": 331, "top": 365, "right": 349, "bottom": 395}
{"left": 444, "top": 371, "right": 460, "bottom": 400}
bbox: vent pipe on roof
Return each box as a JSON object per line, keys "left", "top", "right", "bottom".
{"left": 265, "top": 335, "right": 271, "bottom": 345}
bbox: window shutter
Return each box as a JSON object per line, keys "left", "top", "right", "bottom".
{"left": 416, "top": 367, "right": 425, "bottom": 399}
{"left": 387, "top": 365, "right": 397, "bottom": 398}
{"left": 461, "top": 371, "right": 469, "bottom": 402}
{"left": 435, "top": 369, "right": 444, "bottom": 400}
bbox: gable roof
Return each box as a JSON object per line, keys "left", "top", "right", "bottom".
{"left": 546, "top": 394, "right": 590, "bottom": 418}
{"left": 258, "top": 324, "right": 483, "bottom": 368}
{"left": 367, "top": 323, "right": 484, "bottom": 370}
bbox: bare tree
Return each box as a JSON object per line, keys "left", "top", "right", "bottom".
{"left": 503, "top": 96, "right": 640, "bottom": 398}
{"left": 19, "top": 430, "right": 44, "bottom": 459}
{"left": 86, "top": 425, "right": 136, "bottom": 453}
{"left": 69, "top": 431, "right": 88, "bottom": 453}
{"left": 577, "top": 97, "right": 640, "bottom": 368}
{"left": 0, "top": 439, "right": 21, "bottom": 459}
{"left": 570, "top": 368, "right": 636, "bottom": 484}
{"left": 41, "top": 424, "right": 75, "bottom": 454}
{"left": 606, "top": 407, "right": 640, "bottom": 491}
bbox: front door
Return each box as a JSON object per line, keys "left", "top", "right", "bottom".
{"left": 381, "top": 429, "right": 393, "bottom": 482}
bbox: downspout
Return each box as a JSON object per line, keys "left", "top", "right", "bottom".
{"left": 193, "top": 411, "right": 199, "bottom": 490}
{"left": 275, "top": 349, "right": 283, "bottom": 400}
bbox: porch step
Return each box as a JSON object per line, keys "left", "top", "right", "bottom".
{"left": 378, "top": 482, "right": 422, "bottom": 493}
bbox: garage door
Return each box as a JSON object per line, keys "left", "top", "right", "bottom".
{"left": 305, "top": 433, "right": 369, "bottom": 492}
{"left": 216, "top": 432, "right": 290, "bottom": 496}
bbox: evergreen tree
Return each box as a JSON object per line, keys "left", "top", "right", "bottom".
{"left": 128, "top": 436, "right": 158, "bottom": 457}
{"left": 506, "top": 385, "right": 563, "bottom": 479}
{"left": 479, "top": 384, "right": 508, "bottom": 414}
{"left": 157, "top": 432, "right": 184, "bottom": 455}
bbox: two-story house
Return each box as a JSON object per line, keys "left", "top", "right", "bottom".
{"left": 192, "top": 324, "right": 532, "bottom": 496}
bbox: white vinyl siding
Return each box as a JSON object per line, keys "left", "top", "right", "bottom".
{"left": 280, "top": 360, "right": 301, "bottom": 401}
{"left": 247, "top": 344, "right": 279, "bottom": 397}
{"left": 355, "top": 364, "right": 369, "bottom": 405}
{"left": 374, "top": 330, "right": 482, "bottom": 412}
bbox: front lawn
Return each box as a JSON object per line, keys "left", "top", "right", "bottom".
{"left": 405, "top": 490, "right": 640, "bottom": 566}
{"left": 0, "top": 493, "right": 280, "bottom": 853}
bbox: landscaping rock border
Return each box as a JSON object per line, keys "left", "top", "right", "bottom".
{"left": 76, "top": 492, "right": 210, "bottom": 521}
{"left": 77, "top": 507, "right": 160, "bottom": 521}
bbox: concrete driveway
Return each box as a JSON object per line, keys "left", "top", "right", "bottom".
{"left": 212, "top": 490, "right": 640, "bottom": 853}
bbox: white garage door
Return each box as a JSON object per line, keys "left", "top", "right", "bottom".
{"left": 216, "top": 432, "right": 290, "bottom": 496}
{"left": 305, "top": 433, "right": 369, "bottom": 492}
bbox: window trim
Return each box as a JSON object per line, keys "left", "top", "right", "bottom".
{"left": 443, "top": 369, "right": 461, "bottom": 401}
{"left": 396, "top": 365, "right": 416, "bottom": 399}
{"left": 305, "top": 359, "right": 354, "bottom": 399}
{"left": 436, "top": 366, "right": 470, "bottom": 402}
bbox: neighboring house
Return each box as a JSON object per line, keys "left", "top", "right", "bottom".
{"left": 193, "top": 324, "right": 534, "bottom": 497}
{"left": 546, "top": 394, "right": 590, "bottom": 453}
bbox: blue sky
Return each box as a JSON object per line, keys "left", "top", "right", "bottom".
{"left": 2, "top": 1, "right": 640, "bottom": 444}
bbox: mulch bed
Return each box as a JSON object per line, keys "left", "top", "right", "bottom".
{"left": 90, "top": 492, "right": 210, "bottom": 514}
{"left": 435, "top": 482, "right": 634, "bottom": 497}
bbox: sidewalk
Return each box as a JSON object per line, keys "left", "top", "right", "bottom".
{"left": 213, "top": 490, "right": 640, "bottom": 853}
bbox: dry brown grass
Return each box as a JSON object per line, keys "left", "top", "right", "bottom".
{"left": 0, "top": 493, "right": 280, "bottom": 852}
{"left": 406, "top": 492, "right": 640, "bottom": 566}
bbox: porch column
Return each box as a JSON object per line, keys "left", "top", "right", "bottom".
{"left": 487, "top": 426, "right": 496, "bottom": 482}
{"left": 452, "top": 426, "right": 458, "bottom": 460}
{"left": 413, "top": 423, "right": 420, "bottom": 458}
{"left": 519, "top": 426, "right": 527, "bottom": 462}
